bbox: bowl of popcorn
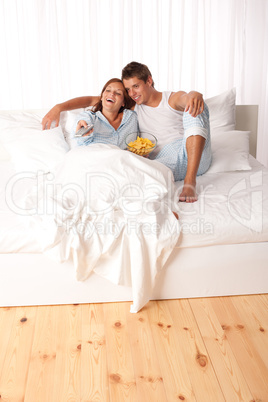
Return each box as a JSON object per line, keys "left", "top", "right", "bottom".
{"left": 126, "top": 133, "right": 157, "bottom": 157}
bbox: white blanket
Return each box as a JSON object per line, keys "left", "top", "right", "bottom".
{"left": 28, "top": 144, "right": 180, "bottom": 312}
{"left": 175, "top": 156, "right": 268, "bottom": 248}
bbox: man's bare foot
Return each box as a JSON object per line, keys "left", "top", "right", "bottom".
{"left": 179, "top": 182, "right": 198, "bottom": 203}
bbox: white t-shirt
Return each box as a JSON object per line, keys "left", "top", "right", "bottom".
{"left": 134, "top": 91, "right": 184, "bottom": 156}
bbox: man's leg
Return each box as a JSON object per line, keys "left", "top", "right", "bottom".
{"left": 179, "top": 135, "right": 205, "bottom": 202}
{"left": 153, "top": 104, "right": 211, "bottom": 201}
{"left": 179, "top": 103, "right": 211, "bottom": 203}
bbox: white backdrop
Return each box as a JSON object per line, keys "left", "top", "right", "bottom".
{"left": 0, "top": 0, "right": 267, "bottom": 166}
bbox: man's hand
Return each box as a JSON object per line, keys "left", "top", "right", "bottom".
{"left": 184, "top": 91, "right": 204, "bottom": 117}
{"left": 42, "top": 105, "right": 61, "bottom": 130}
{"left": 169, "top": 90, "right": 204, "bottom": 117}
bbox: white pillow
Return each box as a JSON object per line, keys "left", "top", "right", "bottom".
{"left": 207, "top": 130, "right": 251, "bottom": 173}
{"left": 0, "top": 109, "right": 69, "bottom": 173}
{"left": 1, "top": 125, "right": 69, "bottom": 174}
{"left": 206, "top": 88, "right": 236, "bottom": 134}
{"left": 0, "top": 109, "right": 48, "bottom": 130}
{"left": 60, "top": 108, "right": 87, "bottom": 148}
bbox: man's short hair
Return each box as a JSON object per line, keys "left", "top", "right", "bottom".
{"left": 121, "top": 61, "right": 155, "bottom": 87}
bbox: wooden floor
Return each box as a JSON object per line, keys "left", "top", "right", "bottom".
{"left": 0, "top": 294, "right": 268, "bottom": 401}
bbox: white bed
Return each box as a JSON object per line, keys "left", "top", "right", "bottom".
{"left": 0, "top": 88, "right": 267, "bottom": 312}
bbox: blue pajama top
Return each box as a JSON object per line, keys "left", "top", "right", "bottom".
{"left": 72, "top": 109, "right": 138, "bottom": 150}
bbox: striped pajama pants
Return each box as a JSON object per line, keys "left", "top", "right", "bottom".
{"left": 154, "top": 103, "right": 212, "bottom": 181}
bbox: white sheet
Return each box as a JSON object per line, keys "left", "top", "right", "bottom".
{"left": 175, "top": 155, "right": 268, "bottom": 248}
{"left": 20, "top": 144, "right": 180, "bottom": 313}
{"left": 0, "top": 162, "right": 43, "bottom": 252}
{"left": 2, "top": 156, "right": 268, "bottom": 252}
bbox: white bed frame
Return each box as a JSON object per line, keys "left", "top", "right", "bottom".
{"left": 1, "top": 105, "right": 267, "bottom": 308}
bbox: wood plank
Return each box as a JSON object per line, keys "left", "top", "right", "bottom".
{"left": 1, "top": 295, "right": 267, "bottom": 401}
{"left": 167, "top": 299, "right": 225, "bottom": 401}
{"left": 189, "top": 297, "right": 254, "bottom": 401}
{"left": 211, "top": 296, "right": 268, "bottom": 401}
{"left": 51, "top": 304, "right": 82, "bottom": 401}
{"left": 231, "top": 295, "right": 268, "bottom": 370}
{"left": 24, "top": 305, "right": 58, "bottom": 401}
{"left": 0, "top": 307, "right": 17, "bottom": 381}
{"left": 146, "top": 300, "right": 195, "bottom": 401}
{"left": 81, "top": 303, "right": 109, "bottom": 402}
{"left": 125, "top": 301, "right": 168, "bottom": 401}
{"left": 104, "top": 302, "right": 137, "bottom": 401}
{"left": 259, "top": 293, "right": 268, "bottom": 309}
{"left": 0, "top": 306, "right": 37, "bottom": 401}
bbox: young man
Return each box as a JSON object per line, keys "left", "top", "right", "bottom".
{"left": 121, "top": 62, "right": 211, "bottom": 203}
{"left": 42, "top": 62, "right": 211, "bottom": 202}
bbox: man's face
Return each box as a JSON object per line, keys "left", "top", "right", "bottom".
{"left": 123, "top": 77, "right": 152, "bottom": 105}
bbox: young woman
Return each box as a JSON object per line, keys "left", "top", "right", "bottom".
{"left": 43, "top": 77, "right": 179, "bottom": 220}
{"left": 72, "top": 78, "right": 138, "bottom": 149}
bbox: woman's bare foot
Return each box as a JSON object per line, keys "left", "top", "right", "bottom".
{"left": 179, "top": 182, "right": 198, "bottom": 203}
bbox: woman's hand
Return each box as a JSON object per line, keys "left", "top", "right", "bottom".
{"left": 76, "top": 120, "right": 94, "bottom": 136}
{"left": 76, "top": 120, "right": 88, "bottom": 131}
{"left": 42, "top": 105, "right": 61, "bottom": 130}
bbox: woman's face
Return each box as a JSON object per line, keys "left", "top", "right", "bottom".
{"left": 101, "top": 82, "right": 125, "bottom": 113}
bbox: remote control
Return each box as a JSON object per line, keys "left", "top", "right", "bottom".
{"left": 75, "top": 124, "right": 94, "bottom": 137}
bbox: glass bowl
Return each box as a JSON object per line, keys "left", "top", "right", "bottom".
{"left": 125, "top": 132, "right": 157, "bottom": 157}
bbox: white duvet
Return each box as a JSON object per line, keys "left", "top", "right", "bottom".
{"left": 24, "top": 144, "right": 180, "bottom": 313}
{"left": 176, "top": 156, "right": 268, "bottom": 248}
